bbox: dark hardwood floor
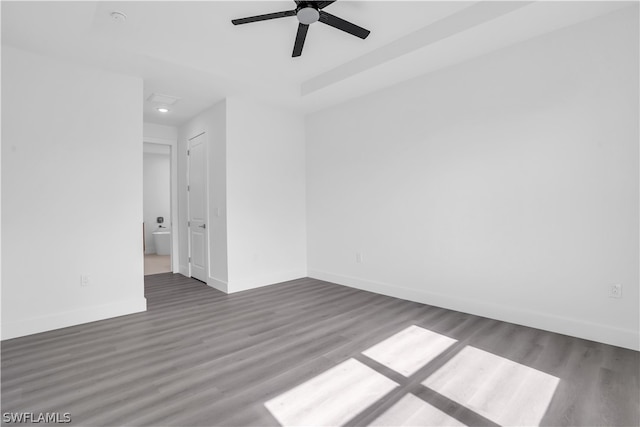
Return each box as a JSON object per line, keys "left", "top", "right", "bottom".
{"left": 2, "top": 274, "right": 638, "bottom": 426}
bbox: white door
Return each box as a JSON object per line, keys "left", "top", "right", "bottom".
{"left": 188, "top": 133, "right": 207, "bottom": 282}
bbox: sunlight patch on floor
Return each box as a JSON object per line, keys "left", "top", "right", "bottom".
{"left": 369, "top": 393, "right": 466, "bottom": 426}
{"left": 423, "top": 346, "right": 559, "bottom": 426}
{"left": 264, "top": 358, "right": 398, "bottom": 426}
{"left": 362, "top": 325, "right": 457, "bottom": 376}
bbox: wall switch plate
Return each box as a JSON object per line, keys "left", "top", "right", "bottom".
{"left": 356, "top": 252, "right": 363, "bottom": 263}
{"left": 81, "top": 275, "right": 90, "bottom": 287}
{"left": 609, "top": 283, "right": 622, "bottom": 298}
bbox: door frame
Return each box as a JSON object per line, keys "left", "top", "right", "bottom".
{"left": 143, "top": 136, "right": 179, "bottom": 273}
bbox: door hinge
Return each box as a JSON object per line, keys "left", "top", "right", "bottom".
{"left": 187, "top": 149, "right": 190, "bottom": 156}
{"left": 188, "top": 257, "right": 191, "bottom": 263}
{"left": 187, "top": 185, "right": 190, "bottom": 191}
{"left": 188, "top": 221, "right": 191, "bottom": 227}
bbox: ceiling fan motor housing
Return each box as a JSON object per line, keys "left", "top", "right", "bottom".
{"left": 296, "top": 5, "right": 320, "bottom": 25}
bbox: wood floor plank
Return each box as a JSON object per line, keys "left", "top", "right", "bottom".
{"left": 2, "top": 273, "right": 638, "bottom": 426}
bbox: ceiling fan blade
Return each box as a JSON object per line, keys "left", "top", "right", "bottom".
{"left": 318, "top": 11, "right": 370, "bottom": 39}
{"left": 292, "top": 23, "right": 309, "bottom": 57}
{"left": 232, "top": 10, "right": 296, "bottom": 25}
{"left": 316, "top": 1, "right": 336, "bottom": 9}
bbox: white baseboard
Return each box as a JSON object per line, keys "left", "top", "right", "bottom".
{"left": 208, "top": 275, "right": 228, "bottom": 293}
{"left": 1, "top": 298, "right": 148, "bottom": 341}
{"left": 308, "top": 269, "right": 639, "bottom": 351}
{"left": 228, "top": 270, "right": 308, "bottom": 293}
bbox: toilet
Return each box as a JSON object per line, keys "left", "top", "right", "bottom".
{"left": 152, "top": 228, "right": 171, "bottom": 255}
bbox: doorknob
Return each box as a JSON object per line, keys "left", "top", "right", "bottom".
{"left": 198, "top": 224, "right": 206, "bottom": 229}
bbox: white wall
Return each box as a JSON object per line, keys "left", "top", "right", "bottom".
{"left": 306, "top": 8, "right": 639, "bottom": 350}
{"left": 226, "top": 97, "right": 307, "bottom": 292}
{"left": 177, "top": 97, "right": 307, "bottom": 293}
{"left": 178, "top": 100, "right": 228, "bottom": 289}
{"left": 143, "top": 149, "right": 171, "bottom": 254}
{"left": 1, "top": 47, "right": 146, "bottom": 339}
{"left": 143, "top": 123, "right": 178, "bottom": 141}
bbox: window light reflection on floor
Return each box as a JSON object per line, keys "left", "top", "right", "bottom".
{"left": 369, "top": 393, "right": 466, "bottom": 426}
{"left": 362, "top": 325, "right": 457, "bottom": 376}
{"left": 423, "top": 346, "right": 559, "bottom": 426}
{"left": 264, "top": 358, "right": 398, "bottom": 426}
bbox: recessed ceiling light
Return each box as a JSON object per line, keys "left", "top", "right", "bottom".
{"left": 157, "top": 107, "right": 170, "bottom": 113}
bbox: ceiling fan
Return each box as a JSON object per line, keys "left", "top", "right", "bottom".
{"left": 231, "top": 1, "right": 370, "bottom": 57}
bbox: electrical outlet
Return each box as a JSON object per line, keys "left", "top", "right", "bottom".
{"left": 81, "top": 275, "right": 90, "bottom": 287}
{"left": 609, "top": 283, "right": 622, "bottom": 298}
{"left": 356, "top": 252, "right": 363, "bottom": 263}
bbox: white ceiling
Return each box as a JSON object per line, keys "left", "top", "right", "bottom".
{"left": 2, "top": 1, "right": 634, "bottom": 127}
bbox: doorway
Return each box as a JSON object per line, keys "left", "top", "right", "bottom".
{"left": 143, "top": 139, "right": 178, "bottom": 275}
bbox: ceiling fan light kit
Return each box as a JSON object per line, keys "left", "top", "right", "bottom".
{"left": 231, "top": 0, "right": 370, "bottom": 57}
{"left": 297, "top": 7, "right": 320, "bottom": 25}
